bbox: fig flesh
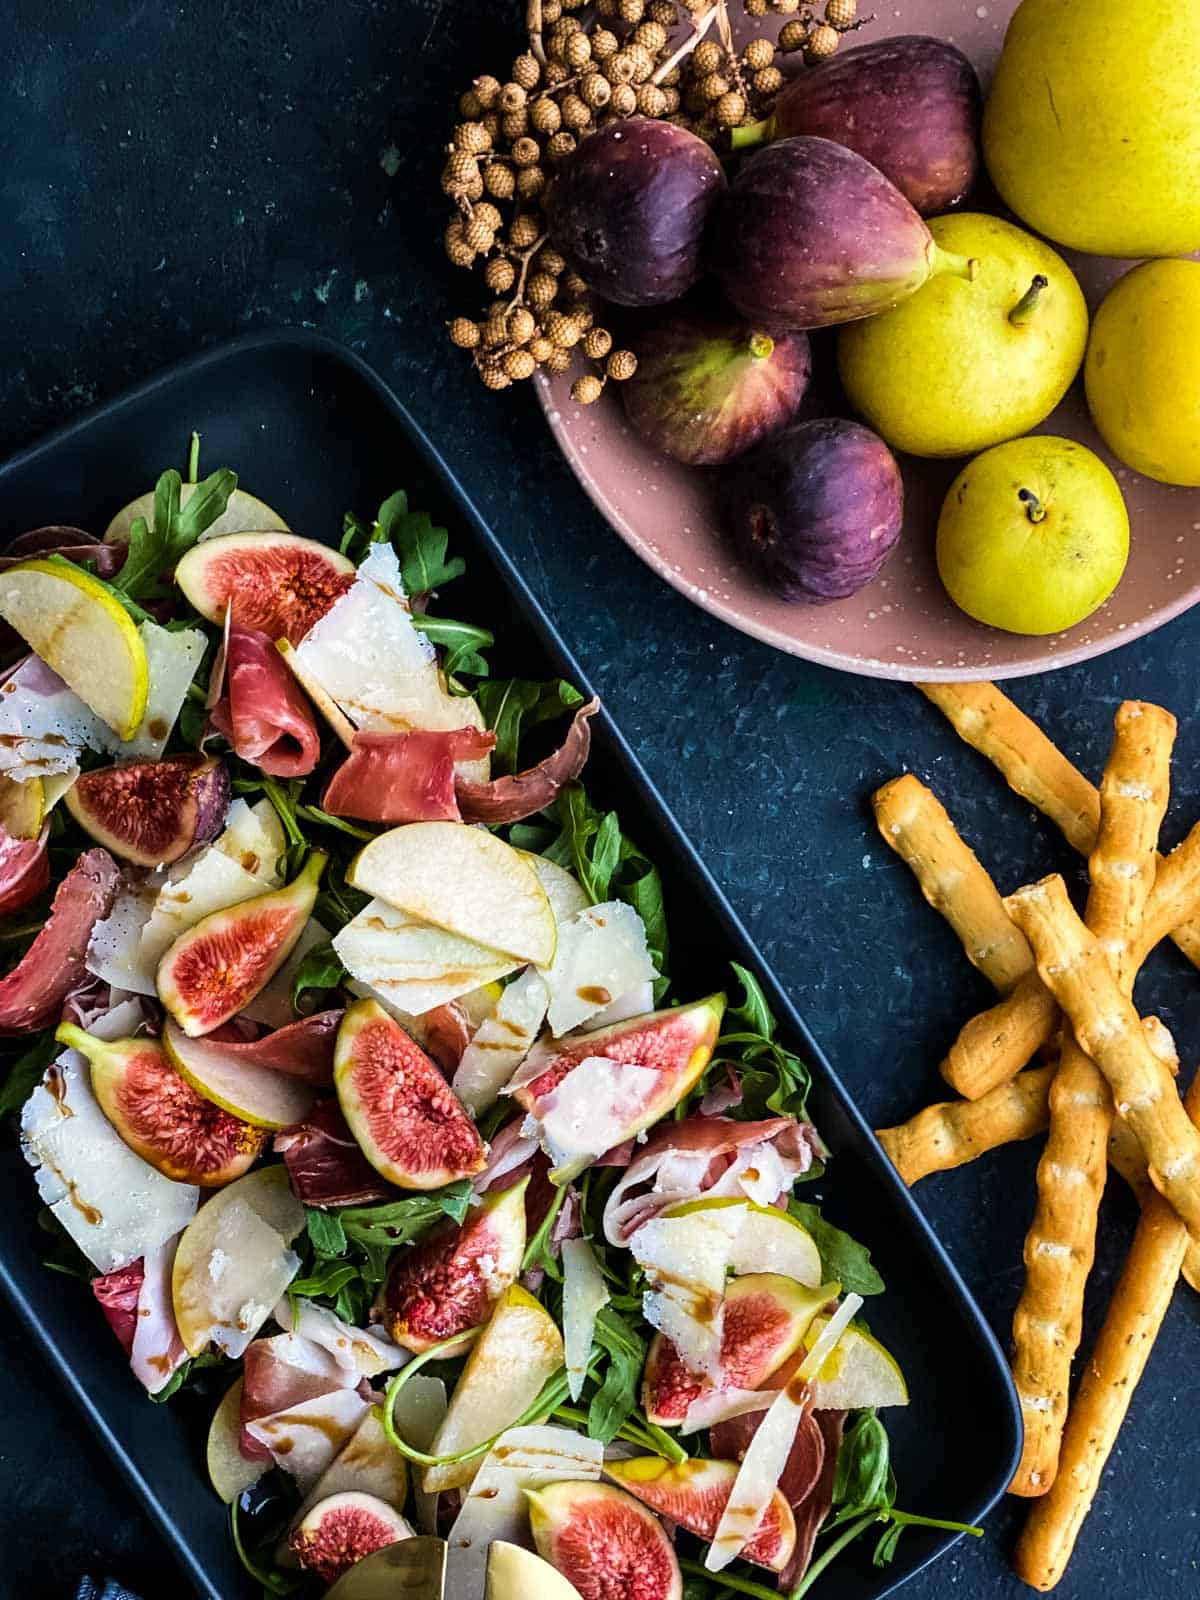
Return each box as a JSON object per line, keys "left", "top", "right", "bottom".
{"left": 621, "top": 308, "right": 811, "bottom": 467}
{"left": 288, "top": 1490, "right": 412, "bottom": 1584}
{"left": 711, "top": 137, "right": 974, "bottom": 330}
{"left": 334, "top": 998, "right": 486, "bottom": 1190}
{"left": 175, "top": 530, "right": 355, "bottom": 644}
{"left": 642, "top": 1273, "right": 828, "bottom": 1427}
{"left": 527, "top": 1480, "right": 683, "bottom": 1600}
{"left": 604, "top": 1457, "right": 796, "bottom": 1572}
{"left": 56, "top": 1023, "right": 266, "bottom": 1185}
{"left": 740, "top": 36, "right": 981, "bottom": 216}
{"left": 157, "top": 850, "right": 325, "bottom": 1036}
{"left": 548, "top": 119, "right": 726, "bottom": 307}
{"left": 383, "top": 1179, "right": 527, "bottom": 1355}
{"left": 723, "top": 418, "right": 903, "bottom": 604}
{"left": 65, "top": 755, "right": 230, "bottom": 868}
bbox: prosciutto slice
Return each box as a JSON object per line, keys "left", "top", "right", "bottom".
{"left": 240, "top": 1331, "right": 361, "bottom": 1462}
{"left": 203, "top": 1010, "right": 342, "bottom": 1085}
{"left": 602, "top": 1114, "right": 824, "bottom": 1246}
{"left": 780, "top": 1410, "right": 847, "bottom": 1590}
{"left": 711, "top": 1405, "right": 826, "bottom": 1510}
{"left": 321, "top": 728, "right": 496, "bottom": 824}
{"left": 0, "top": 526, "right": 123, "bottom": 578}
{"left": 209, "top": 623, "right": 321, "bottom": 778}
{"left": 455, "top": 697, "right": 600, "bottom": 825}
{"left": 92, "top": 1259, "right": 145, "bottom": 1355}
{"left": 275, "top": 1098, "right": 394, "bottom": 1207}
{"left": 0, "top": 824, "right": 49, "bottom": 916}
{"left": 418, "top": 1000, "right": 472, "bottom": 1074}
{"left": 130, "top": 1234, "right": 188, "bottom": 1395}
{"left": 0, "top": 847, "right": 118, "bottom": 1032}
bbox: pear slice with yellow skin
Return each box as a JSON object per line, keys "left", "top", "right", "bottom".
{"left": 0, "top": 560, "right": 148, "bottom": 740}
{"left": 487, "top": 1542, "right": 584, "bottom": 1600}
{"left": 0, "top": 774, "right": 44, "bottom": 840}
{"left": 422, "top": 1285, "right": 565, "bottom": 1495}
{"left": 799, "top": 1315, "right": 908, "bottom": 1410}
{"left": 663, "top": 1197, "right": 822, "bottom": 1288}
{"left": 207, "top": 1377, "right": 268, "bottom": 1503}
{"left": 104, "top": 483, "right": 289, "bottom": 546}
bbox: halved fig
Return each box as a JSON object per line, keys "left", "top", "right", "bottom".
{"left": 334, "top": 998, "right": 486, "bottom": 1191}
{"left": 604, "top": 1457, "right": 796, "bottom": 1573}
{"left": 527, "top": 1481, "right": 682, "bottom": 1600}
{"left": 55, "top": 1023, "right": 266, "bottom": 1185}
{"left": 512, "top": 995, "right": 725, "bottom": 1184}
{"left": 642, "top": 1273, "right": 831, "bottom": 1428}
{"left": 163, "top": 1017, "right": 316, "bottom": 1129}
{"left": 175, "top": 531, "right": 355, "bottom": 644}
{"left": 157, "top": 850, "right": 326, "bottom": 1036}
{"left": 65, "top": 755, "right": 230, "bottom": 868}
{"left": 383, "top": 1179, "right": 527, "bottom": 1354}
{"left": 288, "top": 1490, "right": 412, "bottom": 1584}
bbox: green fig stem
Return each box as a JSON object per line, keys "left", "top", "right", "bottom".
{"left": 927, "top": 244, "right": 981, "bottom": 284}
{"left": 730, "top": 116, "right": 771, "bottom": 151}
{"left": 1009, "top": 273, "right": 1049, "bottom": 326}
{"left": 1018, "top": 487, "right": 1047, "bottom": 524}
{"left": 748, "top": 332, "right": 775, "bottom": 361}
{"left": 186, "top": 431, "right": 201, "bottom": 484}
{"left": 54, "top": 1023, "right": 101, "bottom": 1061}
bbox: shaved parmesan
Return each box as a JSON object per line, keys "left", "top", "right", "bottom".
{"left": 245, "top": 1388, "right": 371, "bottom": 1493}
{"left": 632, "top": 1205, "right": 747, "bottom": 1381}
{"left": 21, "top": 1008, "right": 199, "bottom": 1272}
{"left": 588, "top": 978, "right": 655, "bottom": 1030}
{"left": 705, "top": 1294, "right": 863, "bottom": 1573}
{"left": 388, "top": 1373, "right": 448, "bottom": 1535}
{"left": 522, "top": 853, "right": 589, "bottom": 926}
{"left": 86, "top": 873, "right": 164, "bottom": 996}
{"left": 118, "top": 623, "right": 205, "bottom": 760}
{"left": 274, "top": 1297, "right": 409, "bottom": 1379}
{"left": 452, "top": 968, "right": 549, "bottom": 1116}
{"left": 561, "top": 1238, "right": 610, "bottom": 1402}
{"left": 130, "top": 1233, "right": 187, "bottom": 1395}
{"left": 179, "top": 1198, "right": 300, "bottom": 1359}
{"left": 542, "top": 900, "right": 657, "bottom": 1037}
{"left": 138, "top": 847, "right": 267, "bottom": 972}
{"left": 333, "top": 898, "right": 518, "bottom": 1016}
{"left": 445, "top": 1425, "right": 603, "bottom": 1600}
{"left": 293, "top": 1407, "right": 410, "bottom": 1523}
{"left": 213, "top": 798, "right": 286, "bottom": 885}
{"left": 523, "top": 1056, "right": 660, "bottom": 1177}
{"left": 241, "top": 917, "right": 330, "bottom": 1026}
{"left": 0, "top": 657, "right": 102, "bottom": 780}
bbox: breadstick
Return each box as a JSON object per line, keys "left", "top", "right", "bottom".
{"left": 1006, "top": 873, "right": 1200, "bottom": 1234}
{"left": 1007, "top": 702, "right": 1174, "bottom": 1498}
{"left": 874, "top": 775, "right": 1034, "bottom": 993}
{"left": 941, "top": 816, "right": 1200, "bottom": 1101}
{"left": 877, "top": 1064, "right": 1054, "bottom": 1186}
{"left": 1013, "top": 1075, "right": 1200, "bottom": 1590}
{"left": 918, "top": 680, "right": 1200, "bottom": 969}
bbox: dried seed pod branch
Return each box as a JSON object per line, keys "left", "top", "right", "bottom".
{"left": 1005, "top": 872, "right": 1200, "bottom": 1235}
{"left": 873, "top": 774, "right": 1034, "bottom": 994}
{"left": 877, "top": 1064, "right": 1054, "bottom": 1187}
{"left": 1008, "top": 701, "right": 1174, "bottom": 1499}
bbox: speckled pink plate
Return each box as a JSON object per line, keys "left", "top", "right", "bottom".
{"left": 536, "top": 1, "right": 1200, "bottom": 680}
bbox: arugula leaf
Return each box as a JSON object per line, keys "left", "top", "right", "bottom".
{"left": 412, "top": 614, "right": 493, "bottom": 683}
{"left": 291, "top": 940, "right": 347, "bottom": 1014}
{"left": 0, "top": 1031, "right": 58, "bottom": 1117}
{"left": 833, "top": 1409, "right": 892, "bottom": 1511}
{"left": 787, "top": 1201, "right": 885, "bottom": 1296}
{"left": 586, "top": 1306, "right": 646, "bottom": 1444}
{"left": 304, "top": 1206, "right": 348, "bottom": 1256}
{"left": 475, "top": 678, "right": 585, "bottom": 775}
{"left": 112, "top": 466, "right": 237, "bottom": 600}
{"left": 377, "top": 491, "right": 466, "bottom": 595}
{"left": 727, "top": 963, "right": 777, "bottom": 1038}
{"left": 148, "top": 1349, "right": 228, "bottom": 1405}
{"left": 708, "top": 962, "right": 813, "bottom": 1126}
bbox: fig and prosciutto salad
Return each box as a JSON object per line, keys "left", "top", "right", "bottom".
{"left": 0, "top": 444, "right": 973, "bottom": 1599}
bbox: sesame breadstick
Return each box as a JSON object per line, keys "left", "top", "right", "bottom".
{"left": 918, "top": 680, "right": 1200, "bottom": 970}
{"left": 1007, "top": 703, "right": 1175, "bottom": 1499}
{"left": 1006, "top": 873, "right": 1200, "bottom": 1235}
{"left": 941, "top": 814, "right": 1200, "bottom": 1101}
{"left": 876, "top": 1064, "right": 1054, "bottom": 1186}
{"left": 1013, "top": 1075, "right": 1200, "bottom": 1590}
{"left": 873, "top": 775, "right": 1034, "bottom": 994}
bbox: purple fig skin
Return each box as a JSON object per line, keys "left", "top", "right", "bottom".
{"left": 723, "top": 418, "right": 904, "bottom": 603}
{"left": 711, "top": 137, "right": 966, "bottom": 330}
{"left": 547, "top": 119, "right": 727, "bottom": 307}
{"left": 748, "top": 36, "right": 981, "bottom": 216}
{"left": 621, "top": 310, "right": 811, "bottom": 466}
{"left": 192, "top": 759, "right": 233, "bottom": 846}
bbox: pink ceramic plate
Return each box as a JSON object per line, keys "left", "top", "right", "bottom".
{"left": 536, "top": 1, "right": 1200, "bottom": 680}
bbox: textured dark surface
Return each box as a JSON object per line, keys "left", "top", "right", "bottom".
{"left": 1, "top": 2, "right": 1198, "bottom": 1598}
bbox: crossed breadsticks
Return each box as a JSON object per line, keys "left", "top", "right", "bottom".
{"left": 872, "top": 684, "right": 1200, "bottom": 1592}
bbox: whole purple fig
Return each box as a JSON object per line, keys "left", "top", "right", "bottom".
{"left": 734, "top": 36, "right": 981, "bottom": 216}
{"left": 547, "top": 119, "right": 727, "bottom": 306}
{"left": 710, "top": 137, "right": 975, "bottom": 330}
{"left": 621, "top": 308, "right": 811, "bottom": 466}
{"left": 723, "top": 418, "right": 904, "bottom": 603}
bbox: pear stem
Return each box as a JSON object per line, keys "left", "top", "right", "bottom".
{"left": 731, "top": 117, "right": 771, "bottom": 151}
{"left": 1009, "top": 274, "right": 1049, "bottom": 326}
{"left": 748, "top": 332, "right": 775, "bottom": 361}
{"left": 1019, "top": 488, "right": 1046, "bottom": 524}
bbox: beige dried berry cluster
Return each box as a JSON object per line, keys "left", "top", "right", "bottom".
{"left": 441, "top": 0, "right": 864, "bottom": 400}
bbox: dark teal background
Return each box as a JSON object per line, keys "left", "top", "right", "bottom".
{"left": 2, "top": 1, "right": 1198, "bottom": 1596}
